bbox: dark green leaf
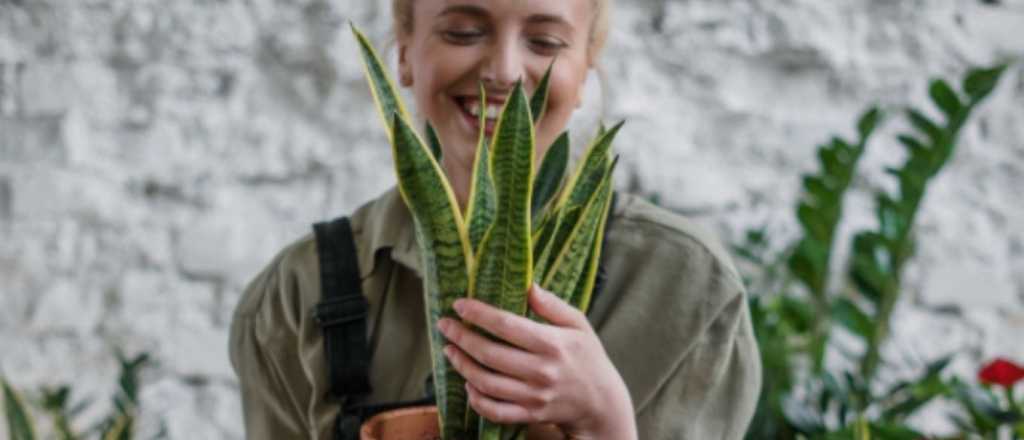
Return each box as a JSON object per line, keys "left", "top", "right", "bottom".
{"left": 896, "top": 134, "right": 928, "bottom": 157}
{"left": 832, "top": 297, "right": 873, "bottom": 340}
{"left": 963, "top": 64, "right": 1008, "bottom": 102}
{"left": 797, "top": 203, "right": 829, "bottom": 242}
{"left": 529, "top": 60, "right": 554, "bottom": 124}
{"left": 788, "top": 239, "right": 826, "bottom": 296}
{"left": 870, "top": 422, "right": 924, "bottom": 440}
{"left": 906, "top": 109, "right": 944, "bottom": 146}
{"left": 857, "top": 106, "right": 882, "bottom": 140}
{"left": 531, "top": 132, "right": 569, "bottom": 222}
{"left": 928, "top": 79, "right": 962, "bottom": 118}
{"left": 778, "top": 296, "right": 815, "bottom": 334}
{"left": 425, "top": 122, "right": 443, "bottom": 162}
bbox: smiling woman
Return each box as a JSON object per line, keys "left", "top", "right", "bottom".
{"left": 393, "top": 0, "right": 605, "bottom": 208}
{"left": 229, "top": 1, "right": 761, "bottom": 439}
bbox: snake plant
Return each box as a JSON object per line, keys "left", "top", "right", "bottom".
{"left": 352, "top": 24, "right": 622, "bottom": 440}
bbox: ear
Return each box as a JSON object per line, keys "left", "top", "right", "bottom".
{"left": 398, "top": 40, "right": 413, "bottom": 87}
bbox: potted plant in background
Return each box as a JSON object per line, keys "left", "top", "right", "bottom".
{"left": 350, "top": 24, "right": 622, "bottom": 440}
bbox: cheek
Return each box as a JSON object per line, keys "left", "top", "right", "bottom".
{"left": 410, "top": 47, "right": 477, "bottom": 123}
{"left": 536, "top": 66, "right": 587, "bottom": 147}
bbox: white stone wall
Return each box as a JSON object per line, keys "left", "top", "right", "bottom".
{"left": 1, "top": 0, "right": 1022, "bottom": 437}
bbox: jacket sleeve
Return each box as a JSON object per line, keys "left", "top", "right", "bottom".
{"left": 229, "top": 248, "right": 323, "bottom": 439}
{"left": 634, "top": 275, "right": 762, "bottom": 439}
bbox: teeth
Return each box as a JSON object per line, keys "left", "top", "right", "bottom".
{"left": 464, "top": 99, "right": 500, "bottom": 120}
{"left": 485, "top": 104, "right": 499, "bottom": 119}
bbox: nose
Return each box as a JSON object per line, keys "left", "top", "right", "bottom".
{"left": 480, "top": 37, "right": 526, "bottom": 91}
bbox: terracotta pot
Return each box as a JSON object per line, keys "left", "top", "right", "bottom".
{"left": 360, "top": 406, "right": 440, "bottom": 440}
{"left": 359, "top": 406, "right": 565, "bottom": 440}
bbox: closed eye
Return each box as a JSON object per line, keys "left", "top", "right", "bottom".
{"left": 442, "top": 29, "right": 486, "bottom": 45}
{"left": 529, "top": 36, "right": 568, "bottom": 54}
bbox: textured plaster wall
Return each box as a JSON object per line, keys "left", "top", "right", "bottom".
{"left": 1, "top": 0, "right": 1022, "bottom": 437}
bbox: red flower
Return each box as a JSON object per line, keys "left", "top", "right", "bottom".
{"left": 978, "top": 357, "right": 1024, "bottom": 388}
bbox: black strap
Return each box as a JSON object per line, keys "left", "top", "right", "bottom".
{"left": 313, "top": 217, "right": 372, "bottom": 400}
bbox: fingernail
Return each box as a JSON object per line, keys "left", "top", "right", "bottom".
{"left": 443, "top": 345, "right": 452, "bottom": 357}
{"left": 437, "top": 319, "right": 449, "bottom": 333}
{"left": 453, "top": 299, "right": 466, "bottom": 315}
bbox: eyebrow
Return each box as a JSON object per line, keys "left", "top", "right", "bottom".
{"left": 437, "top": 4, "right": 575, "bottom": 31}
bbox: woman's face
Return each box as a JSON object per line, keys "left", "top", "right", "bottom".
{"left": 397, "top": 0, "right": 594, "bottom": 171}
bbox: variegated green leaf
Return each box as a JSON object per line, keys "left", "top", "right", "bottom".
{"left": 351, "top": 24, "right": 413, "bottom": 142}
{"left": 571, "top": 166, "right": 616, "bottom": 313}
{"left": 529, "top": 61, "right": 554, "bottom": 124}
{"left": 542, "top": 160, "right": 616, "bottom": 302}
{"left": 470, "top": 82, "right": 535, "bottom": 440}
{"left": 467, "top": 83, "right": 496, "bottom": 253}
{"left": 531, "top": 132, "right": 569, "bottom": 223}
{"left": 538, "top": 122, "right": 623, "bottom": 277}
{"left": 533, "top": 204, "right": 579, "bottom": 283}
{"left": 3, "top": 379, "right": 37, "bottom": 440}
{"left": 559, "top": 121, "right": 623, "bottom": 209}
{"left": 425, "top": 122, "right": 444, "bottom": 162}
{"left": 390, "top": 113, "right": 474, "bottom": 439}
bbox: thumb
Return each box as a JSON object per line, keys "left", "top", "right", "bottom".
{"left": 529, "top": 284, "right": 588, "bottom": 329}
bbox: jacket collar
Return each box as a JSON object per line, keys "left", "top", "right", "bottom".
{"left": 354, "top": 187, "right": 422, "bottom": 279}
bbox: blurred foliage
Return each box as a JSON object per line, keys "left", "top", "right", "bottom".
{"left": 3, "top": 351, "right": 166, "bottom": 440}
{"left": 739, "top": 64, "right": 1019, "bottom": 439}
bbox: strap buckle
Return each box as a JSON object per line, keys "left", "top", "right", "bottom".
{"left": 314, "top": 296, "right": 368, "bottom": 328}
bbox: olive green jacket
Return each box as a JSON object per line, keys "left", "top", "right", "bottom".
{"left": 229, "top": 187, "right": 761, "bottom": 439}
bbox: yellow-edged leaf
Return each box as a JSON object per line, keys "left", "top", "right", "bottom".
{"left": 391, "top": 113, "right": 474, "bottom": 439}
{"left": 351, "top": 24, "right": 413, "bottom": 142}
{"left": 466, "top": 83, "right": 496, "bottom": 253}
{"left": 471, "top": 81, "right": 535, "bottom": 440}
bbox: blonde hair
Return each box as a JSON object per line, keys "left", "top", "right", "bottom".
{"left": 391, "top": 0, "right": 611, "bottom": 61}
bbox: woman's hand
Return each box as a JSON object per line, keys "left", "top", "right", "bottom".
{"left": 436, "top": 284, "right": 638, "bottom": 440}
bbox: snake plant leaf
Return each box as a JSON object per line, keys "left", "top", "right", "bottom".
{"left": 559, "top": 121, "right": 624, "bottom": 209}
{"left": 351, "top": 24, "right": 413, "bottom": 142}
{"left": 571, "top": 163, "right": 617, "bottom": 312}
{"left": 467, "top": 84, "right": 496, "bottom": 253}
{"left": 531, "top": 205, "right": 563, "bottom": 272}
{"left": 542, "top": 159, "right": 616, "bottom": 302}
{"left": 531, "top": 132, "right": 569, "bottom": 222}
{"left": 3, "top": 379, "right": 37, "bottom": 440}
{"left": 470, "top": 81, "right": 535, "bottom": 440}
{"left": 470, "top": 80, "right": 535, "bottom": 313}
{"left": 425, "top": 122, "right": 444, "bottom": 162}
{"left": 537, "top": 122, "right": 623, "bottom": 278}
{"left": 390, "top": 113, "right": 474, "bottom": 439}
{"left": 529, "top": 60, "right": 554, "bottom": 125}
{"left": 533, "top": 204, "right": 580, "bottom": 283}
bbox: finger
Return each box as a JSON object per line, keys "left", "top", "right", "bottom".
{"left": 528, "top": 284, "right": 588, "bottom": 329}
{"left": 452, "top": 298, "right": 558, "bottom": 354}
{"left": 438, "top": 318, "right": 545, "bottom": 381}
{"left": 466, "top": 381, "right": 540, "bottom": 425}
{"left": 443, "top": 345, "right": 540, "bottom": 404}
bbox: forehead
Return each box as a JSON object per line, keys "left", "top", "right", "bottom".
{"left": 416, "top": 0, "right": 592, "bottom": 26}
